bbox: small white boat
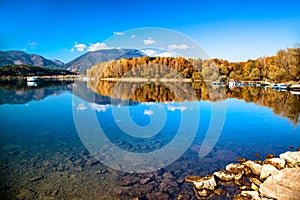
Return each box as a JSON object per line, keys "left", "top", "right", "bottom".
{"left": 290, "top": 84, "right": 300, "bottom": 91}
{"left": 27, "top": 82, "right": 37, "bottom": 87}
{"left": 290, "top": 91, "right": 300, "bottom": 95}
{"left": 228, "top": 79, "right": 235, "bottom": 89}
{"left": 26, "top": 76, "right": 38, "bottom": 82}
{"left": 278, "top": 84, "right": 288, "bottom": 90}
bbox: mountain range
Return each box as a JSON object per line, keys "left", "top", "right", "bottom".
{"left": 64, "top": 49, "right": 145, "bottom": 72}
{"left": 0, "top": 49, "right": 145, "bottom": 73}
{"left": 0, "top": 50, "right": 64, "bottom": 69}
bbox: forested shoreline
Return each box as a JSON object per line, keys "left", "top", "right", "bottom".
{"left": 88, "top": 46, "right": 300, "bottom": 82}
{"left": 0, "top": 64, "right": 76, "bottom": 76}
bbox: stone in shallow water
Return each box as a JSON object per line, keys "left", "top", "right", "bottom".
{"left": 241, "top": 191, "right": 260, "bottom": 200}
{"left": 226, "top": 163, "right": 251, "bottom": 175}
{"left": 146, "top": 192, "right": 169, "bottom": 200}
{"left": 185, "top": 174, "right": 216, "bottom": 190}
{"left": 259, "top": 167, "right": 300, "bottom": 200}
{"left": 260, "top": 164, "right": 279, "bottom": 180}
{"left": 214, "top": 170, "right": 235, "bottom": 181}
{"left": 213, "top": 188, "right": 226, "bottom": 196}
{"left": 85, "top": 158, "right": 100, "bottom": 166}
{"left": 29, "top": 176, "right": 44, "bottom": 182}
{"left": 250, "top": 177, "right": 262, "bottom": 187}
{"left": 243, "top": 160, "right": 262, "bottom": 176}
{"left": 279, "top": 151, "right": 300, "bottom": 166}
{"left": 236, "top": 158, "right": 247, "bottom": 163}
{"left": 162, "top": 172, "right": 173, "bottom": 180}
{"left": 140, "top": 177, "right": 151, "bottom": 185}
{"left": 266, "top": 154, "right": 276, "bottom": 159}
{"left": 255, "top": 154, "right": 260, "bottom": 158}
{"left": 194, "top": 188, "right": 210, "bottom": 198}
{"left": 263, "top": 157, "right": 286, "bottom": 170}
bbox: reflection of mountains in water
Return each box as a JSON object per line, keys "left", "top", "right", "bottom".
{"left": 0, "top": 79, "right": 74, "bottom": 105}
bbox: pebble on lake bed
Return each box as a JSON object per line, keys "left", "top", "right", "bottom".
{"left": 29, "top": 176, "right": 44, "bottom": 182}
{"left": 186, "top": 150, "right": 300, "bottom": 200}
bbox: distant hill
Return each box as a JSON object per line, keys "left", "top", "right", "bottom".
{"left": 64, "top": 49, "right": 145, "bottom": 73}
{"left": 0, "top": 64, "right": 75, "bottom": 76}
{"left": 0, "top": 50, "right": 64, "bottom": 69}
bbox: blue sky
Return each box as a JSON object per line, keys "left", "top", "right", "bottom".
{"left": 0, "top": 0, "right": 299, "bottom": 62}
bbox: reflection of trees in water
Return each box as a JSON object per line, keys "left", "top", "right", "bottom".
{"left": 1, "top": 79, "right": 299, "bottom": 125}
{"left": 89, "top": 80, "right": 300, "bottom": 125}
{"left": 88, "top": 80, "right": 196, "bottom": 102}
{"left": 227, "top": 87, "right": 300, "bottom": 125}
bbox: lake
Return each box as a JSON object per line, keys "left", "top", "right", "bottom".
{"left": 0, "top": 79, "right": 299, "bottom": 199}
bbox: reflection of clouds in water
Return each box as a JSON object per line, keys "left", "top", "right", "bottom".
{"left": 143, "top": 109, "right": 153, "bottom": 116}
{"left": 141, "top": 102, "right": 155, "bottom": 105}
{"left": 89, "top": 103, "right": 110, "bottom": 112}
{"left": 167, "top": 105, "right": 187, "bottom": 111}
{"left": 77, "top": 103, "right": 87, "bottom": 111}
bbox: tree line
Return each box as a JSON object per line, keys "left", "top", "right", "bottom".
{"left": 88, "top": 45, "right": 300, "bottom": 82}
{"left": 0, "top": 64, "right": 76, "bottom": 76}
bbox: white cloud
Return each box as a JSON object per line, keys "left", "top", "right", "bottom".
{"left": 168, "top": 44, "right": 189, "bottom": 50}
{"left": 167, "top": 105, "right": 187, "bottom": 111}
{"left": 144, "top": 110, "right": 153, "bottom": 116}
{"left": 157, "top": 51, "right": 177, "bottom": 57}
{"left": 114, "top": 31, "right": 124, "bottom": 36}
{"left": 141, "top": 49, "right": 157, "bottom": 56}
{"left": 74, "top": 43, "right": 87, "bottom": 52}
{"left": 77, "top": 103, "right": 87, "bottom": 111}
{"left": 141, "top": 102, "right": 155, "bottom": 105}
{"left": 141, "top": 49, "right": 177, "bottom": 57}
{"left": 144, "top": 37, "right": 155, "bottom": 45}
{"left": 87, "top": 42, "right": 111, "bottom": 51}
{"left": 131, "top": 34, "right": 136, "bottom": 38}
{"left": 89, "top": 103, "right": 110, "bottom": 112}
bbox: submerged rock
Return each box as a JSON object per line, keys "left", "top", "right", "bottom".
{"left": 266, "top": 154, "right": 276, "bottom": 159}
{"left": 260, "top": 164, "right": 279, "bottom": 180}
{"left": 146, "top": 191, "right": 169, "bottom": 200}
{"left": 29, "top": 176, "right": 44, "bottom": 182}
{"left": 259, "top": 167, "right": 300, "bottom": 200}
{"left": 140, "top": 177, "right": 152, "bottom": 185}
{"left": 226, "top": 163, "right": 251, "bottom": 175}
{"left": 213, "top": 188, "right": 226, "bottom": 196}
{"left": 254, "top": 154, "right": 260, "bottom": 158}
{"left": 194, "top": 188, "right": 211, "bottom": 198}
{"left": 236, "top": 158, "right": 247, "bottom": 163}
{"left": 85, "top": 158, "right": 100, "bottom": 166}
{"left": 185, "top": 174, "right": 216, "bottom": 190}
{"left": 279, "top": 151, "right": 300, "bottom": 166}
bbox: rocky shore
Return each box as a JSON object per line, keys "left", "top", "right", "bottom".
{"left": 186, "top": 150, "right": 300, "bottom": 200}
